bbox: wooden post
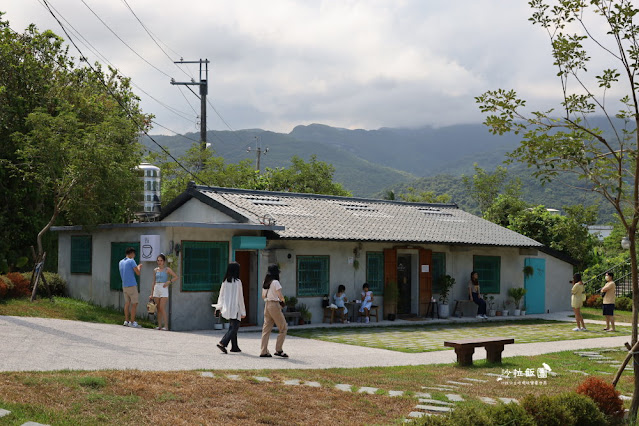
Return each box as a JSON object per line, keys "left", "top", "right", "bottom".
{"left": 613, "top": 340, "right": 639, "bottom": 387}
{"left": 30, "top": 252, "right": 46, "bottom": 302}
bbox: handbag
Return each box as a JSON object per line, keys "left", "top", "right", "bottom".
{"left": 582, "top": 292, "right": 587, "bottom": 303}
{"left": 146, "top": 300, "right": 157, "bottom": 314}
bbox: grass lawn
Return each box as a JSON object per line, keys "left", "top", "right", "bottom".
{"left": 0, "top": 349, "right": 633, "bottom": 425}
{"left": 0, "top": 297, "right": 155, "bottom": 329}
{"left": 578, "top": 306, "right": 633, "bottom": 324}
{"left": 288, "top": 319, "right": 632, "bottom": 353}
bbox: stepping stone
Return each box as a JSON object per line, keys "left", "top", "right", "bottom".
{"left": 304, "top": 381, "right": 321, "bottom": 387}
{"left": 568, "top": 370, "right": 589, "bottom": 375}
{"left": 422, "top": 387, "right": 454, "bottom": 392}
{"left": 418, "top": 398, "right": 454, "bottom": 406}
{"left": 0, "top": 409, "right": 10, "bottom": 418}
{"left": 388, "top": 390, "right": 404, "bottom": 397}
{"left": 621, "top": 395, "right": 632, "bottom": 401}
{"left": 446, "top": 380, "right": 472, "bottom": 386}
{"left": 483, "top": 373, "right": 505, "bottom": 377}
{"left": 284, "top": 379, "right": 301, "bottom": 386}
{"left": 358, "top": 386, "right": 379, "bottom": 394}
{"left": 408, "top": 412, "right": 430, "bottom": 418}
{"left": 414, "top": 392, "right": 431, "bottom": 398}
{"left": 415, "top": 404, "right": 453, "bottom": 413}
{"left": 21, "top": 423, "right": 50, "bottom": 426}
{"left": 480, "top": 397, "right": 497, "bottom": 405}
{"left": 463, "top": 377, "right": 488, "bottom": 382}
{"left": 498, "top": 398, "right": 518, "bottom": 404}
{"left": 596, "top": 371, "right": 613, "bottom": 375}
{"left": 254, "top": 376, "right": 272, "bottom": 382}
{"left": 335, "top": 383, "right": 352, "bottom": 392}
{"left": 445, "top": 394, "right": 464, "bottom": 402}
{"left": 200, "top": 372, "right": 214, "bottom": 378}
{"left": 548, "top": 372, "right": 558, "bottom": 377}
{"left": 226, "top": 374, "right": 241, "bottom": 381}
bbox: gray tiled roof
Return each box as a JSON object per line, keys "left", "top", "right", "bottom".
{"left": 189, "top": 186, "right": 542, "bottom": 247}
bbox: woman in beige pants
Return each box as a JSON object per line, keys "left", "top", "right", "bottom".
{"left": 260, "top": 264, "right": 288, "bottom": 358}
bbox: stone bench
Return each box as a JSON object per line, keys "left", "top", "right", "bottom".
{"left": 453, "top": 300, "right": 478, "bottom": 317}
{"left": 444, "top": 337, "right": 515, "bottom": 366}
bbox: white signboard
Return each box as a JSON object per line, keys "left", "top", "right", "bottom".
{"left": 140, "top": 235, "right": 160, "bottom": 262}
{"left": 421, "top": 265, "right": 429, "bottom": 273}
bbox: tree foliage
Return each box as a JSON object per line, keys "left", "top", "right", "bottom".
{"left": 1, "top": 15, "right": 150, "bottom": 261}
{"left": 475, "top": 0, "right": 639, "bottom": 418}
{"left": 397, "top": 187, "right": 452, "bottom": 203}
{"left": 158, "top": 145, "right": 350, "bottom": 204}
{"left": 462, "top": 164, "right": 522, "bottom": 214}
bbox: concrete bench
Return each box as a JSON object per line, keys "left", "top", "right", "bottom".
{"left": 283, "top": 311, "right": 301, "bottom": 326}
{"left": 444, "top": 337, "right": 515, "bottom": 366}
{"left": 453, "top": 300, "right": 477, "bottom": 317}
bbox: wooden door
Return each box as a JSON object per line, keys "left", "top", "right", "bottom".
{"left": 235, "top": 251, "right": 251, "bottom": 325}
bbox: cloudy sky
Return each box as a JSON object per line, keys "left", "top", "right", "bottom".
{"left": 1, "top": 0, "right": 615, "bottom": 136}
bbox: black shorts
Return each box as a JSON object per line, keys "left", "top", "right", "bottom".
{"left": 602, "top": 303, "right": 615, "bottom": 316}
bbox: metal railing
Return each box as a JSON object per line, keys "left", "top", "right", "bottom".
{"left": 584, "top": 259, "right": 632, "bottom": 297}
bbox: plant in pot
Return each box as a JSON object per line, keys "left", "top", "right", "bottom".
{"left": 508, "top": 287, "right": 527, "bottom": 316}
{"left": 284, "top": 296, "right": 298, "bottom": 312}
{"left": 297, "top": 303, "right": 309, "bottom": 325}
{"left": 437, "top": 275, "right": 455, "bottom": 319}
{"left": 210, "top": 292, "right": 223, "bottom": 330}
{"left": 384, "top": 281, "right": 399, "bottom": 321}
{"left": 501, "top": 300, "right": 510, "bottom": 316}
{"left": 483, "top": 294, "right": 496, "bottom": 317}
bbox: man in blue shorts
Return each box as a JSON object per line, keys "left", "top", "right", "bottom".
{"left": 119, "top": 247, "right": 143, "bottom": 327}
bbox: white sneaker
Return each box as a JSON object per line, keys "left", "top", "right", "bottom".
{"left": 580, "top": 327, "right": 587, "bottom": 331}
{"left": 477, "top": 315, "right": 484, "bottom": 319}
{"left": 482, "top": 315, "right": 488, "bottom": 319}
{"left": 365, "top": 317, "right": 369, "bottom": 323}
{"left": 572, "top": 327, "right": 581, "bottom": 331}
{"left": 123, "top": 321, "right": 130, "bottom": 327}
{"left": 130, "top": 321, "right": 140, "bottom": 328}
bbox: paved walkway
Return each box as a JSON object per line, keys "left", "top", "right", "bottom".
{"left": 0, "top": 312, "right": 632, "bottom": 372}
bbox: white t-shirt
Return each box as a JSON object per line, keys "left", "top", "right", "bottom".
{"left": 262, "top": 279, "right": 282, "bottom": 301}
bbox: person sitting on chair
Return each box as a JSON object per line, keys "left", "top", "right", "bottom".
{"left": 334, "top": 284, "right": 349, "bottom": 323}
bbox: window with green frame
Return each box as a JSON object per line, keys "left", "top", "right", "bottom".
{"left": 297, "top": 256, "right": 329, "bottom": 297}
{"left": 71, "top": 236, "right": 92, "bottom": 274}
{"left": 110, "top": 242, "right": 140, "bottom": 291}
{"left": 473, "top": 255, "right": 501, "bottom": 293}
{"left": 431, "top": 252, "right": 446, "bottom": 293}
{"left": 366, "top": 252, "right": 384, "bottom": 293}
{"left": 182, "top": 241, "right": 229, "bottom": 292}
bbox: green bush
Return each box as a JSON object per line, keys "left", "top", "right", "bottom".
{"left": 554, "top": 393, "right": 607, "bottom": 426}
{"left": 615, "top": 296, "right": 632, "bottom": 311}
{"left": 20, "top": 272, "right": 67, "bottom": 297}
{"left": 415, "top": 402, "right": 535, "bottom": 426}
{"left": 521, "top": 394, "right": 572, "bottom": 426}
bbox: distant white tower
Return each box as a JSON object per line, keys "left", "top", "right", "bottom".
{"left": 136, "top": 163, "right": 161, "bottom": 221}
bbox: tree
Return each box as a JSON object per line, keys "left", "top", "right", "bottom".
{"left": 475, "top": 0, "right": 639, "bottom": 418}
{"left": 264, "top": 155, "right": 351, "bottom": 196}
{"left": 462, "top": 164, "right": 522, "bottom": 214}
{"left": 397, "top": 187, "right": 452, "bottom": 203}
{"left": 1, "top": 16, "right": 150, "bottom": 260}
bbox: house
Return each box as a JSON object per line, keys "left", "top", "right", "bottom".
{"left": 53, "top": 183, "right": 575, "bottom": 331}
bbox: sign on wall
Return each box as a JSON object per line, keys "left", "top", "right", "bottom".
{"left": 140, "top": 235, "right": 160, "bottom": 262}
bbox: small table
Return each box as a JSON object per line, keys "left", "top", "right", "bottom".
{"left": 345, "top": 301, "right": 360, "bottom": 322}
{"left": 425, "top": 301, "right": 439, "bottom": 319}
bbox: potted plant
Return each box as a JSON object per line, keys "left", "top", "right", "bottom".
{"left": 210, "top": 292, "right": 223, "bottom": 330}
{"left": 501, "top": 300, "right": 510, "bottom": 316}
{"left": 523, "top": 265, "right": 534, "bottom": 279}
{"left": 384, "top": 281, "right": 399, "bottom": 321}
{"left": 483, "top": 294, "right": 496, "bottom": 317}
{"left": 297, "top": 303, "right": 309, "bottom": 325}
{"left": 508, "top": 287, "right": 527, "bottom": 316}
{"left": 437, "top": 275, "right": 455, "bottom": 319}
{"left": 284, "top": 296, "right": 298, "bottom": 312}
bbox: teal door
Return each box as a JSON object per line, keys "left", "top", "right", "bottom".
{"left": 524, "top": 258, "right": 545, "bottom": 314}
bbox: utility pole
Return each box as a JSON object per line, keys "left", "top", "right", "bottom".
{"left": 170, "top": 59, "right": 209, "bottom": 151}
{"left": 247, "top": 136, "right": 268, "bottom": 171}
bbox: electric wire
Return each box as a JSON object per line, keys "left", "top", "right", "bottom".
{"left": 40, "top": 0, "right": 208, "bottom": 186}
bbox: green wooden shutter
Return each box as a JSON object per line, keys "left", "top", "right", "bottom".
{"left": 366, "top": 252, "right": 384, "bottom": 293}
{"left": 297, "top": 256, "right": 329, "bottom": 296}
{"left": 473, "top": 255, "right": 500, "bottom": 293}
{"left": 182, "top": 241, "right": 229, "bottom": 292}
{"left": 110, "top": 242, "right": 140, "bottom": 291}
{"left": 71, "top": 236, "right": 92, "bottom": 274}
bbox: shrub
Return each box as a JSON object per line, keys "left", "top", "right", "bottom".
{"left": 415, "top": 402, "right": 535, "bottom": 426}
{"left": 615, "top": 296, "right": 632, "bottom": 311}
{"left": 576, "top": 377, "right": 624, "bottom": 419}
{"left": 21, "top": 272, "right": 67, "bottom": 297}
{"left": 554, "top": 392, "right": 606, "bottom": 426}
{"left": 490, "top": 402, "right": 535, "bottom": 426}
{"left": 521, "top": 394, "right": 572, "bottom": 426}
{"left": 585, "top": 294, "right": 603, "bottom": 308}
{"left": 6, "top": 272, "right": 31, "bottom": 298}
{"left": 0, "top": 276, "right": 10, "bottom": 300}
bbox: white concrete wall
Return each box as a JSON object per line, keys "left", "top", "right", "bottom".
{"left": 163, "top": 198, "right": 237, "bottom": 223}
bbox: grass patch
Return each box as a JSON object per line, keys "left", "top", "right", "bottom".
{"left": 0, "top": 348, "right": 633, "bottom": 424}
{"left": 0, "top": 297, "right": 155, "bottom": 328}
{"left": 78, "top": 377, "right": 106, "bottom": 389}
{"left": 578, "top": 306, "right": 633, "bottom": 324}
{"left": 288, "top": 319, "right": 632, "bottom": 352}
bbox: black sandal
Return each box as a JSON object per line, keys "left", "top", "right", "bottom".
{"left": 260, "top": 353, "right": 272, "bottom": 357}
{"left": 216, "top": 343, "right": 227, "bottom": 354}
{"left": 274, "top": 351, "right": 289, "bottom": 358}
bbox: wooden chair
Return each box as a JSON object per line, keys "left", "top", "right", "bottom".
{"left": 356, "top": 305, "right": 379, "bottom": 322}
{"left": 322, "top": 307, "right": 345, "bottom": 324}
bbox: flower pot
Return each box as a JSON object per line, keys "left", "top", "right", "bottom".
{"left": 438, "top": 303, "right": 449, "bottom": 319}
{"left": 489, "top": 310, "right": 496, "bottom": 317}
{"left": 502, "top": 310, "right": 509, "bottom": 317}
{"left": 496, "top": 311, "right": 503, "bottom": 316}
{"left": 520, "top": 310, "right": 526, "bottom": 316}
{"left": 513, "top": 309, "right": 521, "bottom": 316}
{"left": 213, "top": 323, "right": 222, "bottom": 330}
{"left": 223, "top": 322, "right": 229, "bottom": 329}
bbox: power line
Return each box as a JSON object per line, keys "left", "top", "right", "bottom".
{"left": 40, "top": 0, "right": 208, "bottom": 186}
